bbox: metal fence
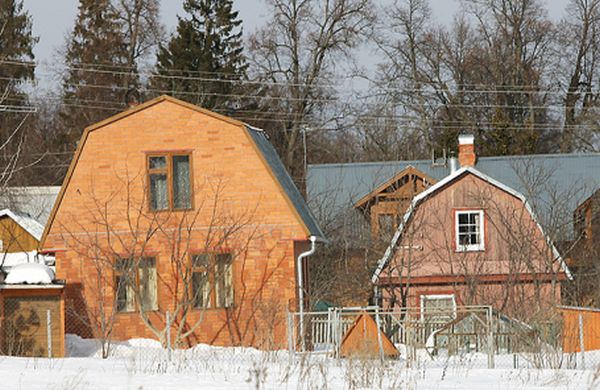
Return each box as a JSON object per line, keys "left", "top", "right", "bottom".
{"left": 2, "top": 298, "right": 600, "bottom": 373}
{"left": 287, "top": 305, "right": 600, "bottom": 370}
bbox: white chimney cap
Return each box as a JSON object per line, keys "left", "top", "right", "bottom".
{"left": 458, "top": 134, "right": 474, "bottom": 145}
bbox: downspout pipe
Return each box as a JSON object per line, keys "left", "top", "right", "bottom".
{"left": 297, "top": 235, "right": 317, "bottom": 352}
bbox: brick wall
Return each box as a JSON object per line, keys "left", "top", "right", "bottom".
{"left": 43, "top": 98, "right": 309, "bottom": 349}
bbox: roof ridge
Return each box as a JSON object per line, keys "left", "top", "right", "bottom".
{"left": 308, "top": 152, "right": 600, "bottom": 169}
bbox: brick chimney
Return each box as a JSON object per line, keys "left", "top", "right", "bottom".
{"left": 458, "top": 134, "right": 476, "bottom": 167}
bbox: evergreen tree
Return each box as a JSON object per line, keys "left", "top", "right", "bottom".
{"left": 0, "top": 0, "right": 37, "bottom": 97}
{"left": 152, "top": 0, "right": 247, "bottom": 110}
{"left": 58, "top": 0, "right": 130, "bottom": 150}
{"left": 0, "top": 0, "right": 37, "bottom": 185}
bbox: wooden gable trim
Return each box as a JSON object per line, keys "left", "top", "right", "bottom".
{"left": 41, "top": 95, "right": 313, "bottom": 247}
{"left": 353, "top": 166, "right": 436, "bottom": 210}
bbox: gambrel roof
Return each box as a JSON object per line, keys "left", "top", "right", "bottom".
{"left": 308, "top": 153, "right": 600, "bottom": 228}
{"left": 370, "top": 167, "right": 571, "bottom": 283}
{"left": 41, "top": 95, "right": 325, "bottom": 245}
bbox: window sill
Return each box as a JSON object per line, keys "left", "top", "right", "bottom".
{"left": 116, "top": 309, "right": 160, "bottom": 315}
{"left": 455, "top": 247, "right": 485, "bottom": 253}
{"left": 190, "top": 306, "right": 235, "bottom": 312}
{"left": 149, "top": 208, "right": 194, "bottom": 213}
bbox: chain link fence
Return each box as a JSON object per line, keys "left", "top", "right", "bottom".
{"left": 2, "top": 297, "right": 600, "bottom": 374}
{"left": 0, "top": 294, "right": 63, "bottom": 358}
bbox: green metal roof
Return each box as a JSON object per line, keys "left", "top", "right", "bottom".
{"left": 246, "top": 126, "right": 325, "bottom": 240}
{"left": 307, "top": 153, "right": 600, "bottom": 237}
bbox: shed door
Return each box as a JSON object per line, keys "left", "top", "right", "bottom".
{"left": 2, "top": 295, "right": 61, "bottom": 357}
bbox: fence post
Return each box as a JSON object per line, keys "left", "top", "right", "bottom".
{"left": 406, "top": 322, "right": 413, "bottom": 368}
{"left": 375, "top": 306, "right": 384, "bottom": 363}
{"left": 578, "top": 313, "right": 585, "bottom": 369}
{"left": 325, "top": 308, "right": 332, "bottom": 355}
{"left": 46, "top": 309, "right": 52, "bottom": 358}
{"left": 166, "top": 310, "right": 172, "bottom": 362}
{"left": 487, "top": 307, "right": 494, "bottom": 369}
{"left": 335, "top": 309, "right": 342, "bottom": 359}
{"left": 287, "top": 310, "right": 294, "bottom": 364}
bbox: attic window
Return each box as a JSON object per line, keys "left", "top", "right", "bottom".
{"left": 147, "top": 153, "right": 192, "bottom": 211}
{"left": 455, "top": 210, "right": 485, "bottom": 252}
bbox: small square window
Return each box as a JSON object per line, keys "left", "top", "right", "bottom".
{"left": 455, "top": 210, "right": 484, "bottom": 251}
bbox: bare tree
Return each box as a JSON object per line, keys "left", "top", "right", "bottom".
{"left": 110, "top": 0, "right": 165, "bottom": 76}
{"left": 57, "top": 170, "right": 293, "bottom": 351}
{"left": 247, "top": 0, "right": 373, "bottom": 185}
{"left": 555, "top": 0, "right": 600, "bottom": 151}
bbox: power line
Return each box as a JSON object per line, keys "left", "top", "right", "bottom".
{"left": 4, "top": 94, "right": 599, "bottom": 132}
{"left": 0, "top": 59, "right": 584, "bottom": 94}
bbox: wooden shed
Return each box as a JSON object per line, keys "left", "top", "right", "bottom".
{"left": 339, "top": 312, "right": 399, "bottom": 359}
{"left": 560, "top": 306, "right": 600, "bottom": 353}
{"left": 0, "top": 284, "right": 65, "bottom": 357}
{"left": 0, "top": 209, "right": 44, "bottom": 253}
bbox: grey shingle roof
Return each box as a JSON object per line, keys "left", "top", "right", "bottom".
{"left": 246, "top": 126, "right": 325, "bottom": 240}
{"left": 307, "top": 153, "right": 600, "bottom": 236}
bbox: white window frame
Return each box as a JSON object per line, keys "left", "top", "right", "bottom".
{"left": 455, "top": 209, "right": 485, "bottom": 252}
{"left": 420, "top": 294, "right": 457, "bottom": 321}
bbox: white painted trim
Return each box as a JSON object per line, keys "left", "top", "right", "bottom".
{"left": 455, "top": 210, "right": 485, "bottom": 252}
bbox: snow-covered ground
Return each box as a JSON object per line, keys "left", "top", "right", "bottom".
{"left": 1, "top": 335, "right": 599, "bottom": 389}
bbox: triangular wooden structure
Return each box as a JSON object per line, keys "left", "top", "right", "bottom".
{"left": 339, "top": 312, "right": 399, "bottom": 359}
{"left": 354, "top": 166, "right": 436, "bottom": 212}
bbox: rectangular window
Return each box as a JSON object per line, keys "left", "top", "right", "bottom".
{"left": 191, "top": 254, "right": 210, "bottom": 309}
{"left": 147, "top": 153, "right": 192, "bottom": 211}
{"left": 420, "top": 294, "right": 456, "bottom": 322}
{"left": 455, "top": 210, "right": 484, "bottom": 251}
{"left": 138, "top": 258, "right": 158, "bottom": 311}
{"left": 190, "top": 253, "right": 234, "bottom": 309}
{"left": 215, "top": 254, "right": 233, "bottom": 308}
{"left": 115, "top": 257, "right": 158, "bottom": 313}
{"left": 115, "top": 258, "right": 135, "bottom": 313}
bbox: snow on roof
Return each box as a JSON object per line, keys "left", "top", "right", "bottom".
{"left": 0, "top": 186, "right": 60, "bottom": 225}
{"left": 371, "top": 166, "right": 571, "bottom": 283}
{"left": 4, "top": 263, "right": 55, "bottom": 284}
{"left": 0, "top": 251, "right": 54, "bottom": 268}
{"left": 0, "top": 208, "right": 45, "bottom": 241}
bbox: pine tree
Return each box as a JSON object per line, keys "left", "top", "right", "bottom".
{"left": 0, "top": 0, "right": 38, "bottom": 185}
{"left": 0, "top": 0, "right": 37, "bottom": 97}
{"left": 58, "top": 0, "right": 130, "bottom": 149}
{"left": 152, "top": 0, "right": 248, "bottom": 110}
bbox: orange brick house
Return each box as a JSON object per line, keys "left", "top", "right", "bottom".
{"left": 41, "top": 95, "right": 325, "bottom": 349}
{"left": 371, "top": 136, "right": 570, "bottom": 321}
